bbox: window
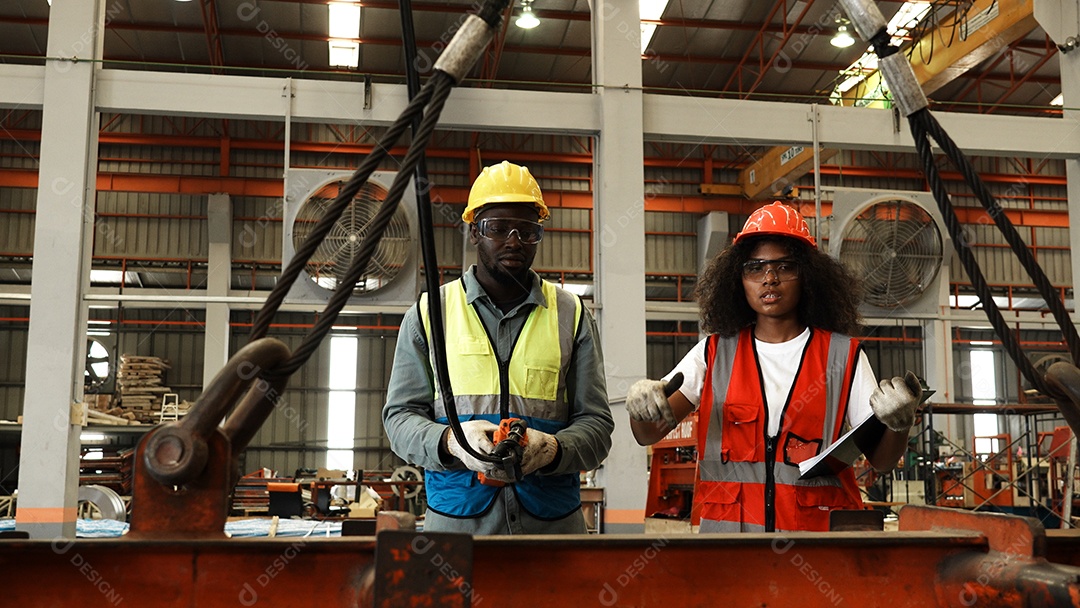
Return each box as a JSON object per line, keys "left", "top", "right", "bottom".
{"left": 326, "top": 335, "right": 357, "bottom": 470}
{"left": 970, "top": 349, "right": 999, "bottom": 455}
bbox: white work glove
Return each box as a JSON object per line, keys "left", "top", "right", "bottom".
{"left": 445, "top": 420, "right": 498, "bottom": 474}
{"left": 480, "top": 426, "right": 559, "bottom": 484}
{"left": 870, "top": 371, "right": 923, "bottom": 432}
{"left": 520, "top": 428, "right": 559, "bottom": 476}
{"left": 626, "top": 378, "right": 677, "bottom": 427}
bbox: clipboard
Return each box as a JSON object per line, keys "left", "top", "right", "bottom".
{"left": 798, "top": 377, "right": 934, "bottom": 480}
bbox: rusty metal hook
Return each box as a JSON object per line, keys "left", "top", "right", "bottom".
{"left": 142, "top": 337, "right": 291, "bottom": 486}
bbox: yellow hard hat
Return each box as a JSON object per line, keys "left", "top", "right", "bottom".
{"left": 462, "top": 161, "right": 550, "bottom": 224}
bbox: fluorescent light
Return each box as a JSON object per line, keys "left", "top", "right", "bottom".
{"left": 831, "top": 24, "right": 855, "bottom": 48}
{"left": 887, "top": 1, "right": 931, "bottom": 43}
{"left": 639, "top": 0, "right": 669, "bottom": 20}
{"left": 90, "top": 270, "right": 137, "bottom": 285}
{"left": 1050, "top": 93, "right": 1064, "bottom": 106}
{"left": 328, "top": 40, "right": 359, "bottom": 67}
{"left": 970, "top": 341, "right": 993, "bottom": 346}
{"left": 516, "top": 2, "right": 540, "bottom": 29}
{"left": 561, "top": 282, "right": 592, "bottom": 296}
{"left": 328, "top": 2, "right": 360, "bottom": 39}
{"left": 80, "top": 433, "right": 107, "bottom": 442}
{"left": 639, "top": 0, "right": 669, "bottom": 53}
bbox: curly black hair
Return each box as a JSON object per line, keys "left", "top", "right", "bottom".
{"left": 694, "top": 235, "right": 864, "bottom": 337}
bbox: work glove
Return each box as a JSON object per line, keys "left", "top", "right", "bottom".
{"left": 520, "top": 428, "right": 559, "bottom": 476}
{"left": 870, "top": 371, "right": 923, "bottom": 432}
{"left": 626, "top": 378, "right": 677, "bottom": 427}
{"left": 446, "top": 420, "right": 499, "bottom": 474}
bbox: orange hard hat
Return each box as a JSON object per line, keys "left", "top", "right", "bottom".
{"left": 733, "top": 201, "right": 816, "bottom": 247}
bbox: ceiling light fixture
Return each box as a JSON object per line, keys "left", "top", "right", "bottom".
{"left": 329, "top": 2, "right": 361, "bottom": 39}
{"left": 1050, "top": 93, "right": 1064, "bottom": 106}
{"left": 831, "top": 20, "right": 855, "bottom": 48}
{"left": 328, "top": 1, "right": 361, "bottom": 68}
{"left": 516, "top": 0, "right": 540, "bottom": 29}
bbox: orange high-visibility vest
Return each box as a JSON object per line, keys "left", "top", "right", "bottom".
{"left": 693, "top": 327, "right": 864, "bottom": 532}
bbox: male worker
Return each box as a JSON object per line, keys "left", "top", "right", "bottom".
{"left": 383, "top": 161, "right": 612, "bottom": 534}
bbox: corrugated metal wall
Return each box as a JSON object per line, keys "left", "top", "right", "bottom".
{"left": 95, "top": 192, "right": 209, "bottom": 260}
{"left": 0, "top": 306, "right": 28, "bottom": 421}
{"left": 0, "top": 187, "right": 35, "bottom": 256}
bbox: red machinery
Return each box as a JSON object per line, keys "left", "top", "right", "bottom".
{"left": 644, "top": 411, "right": 698, "bottom": 524}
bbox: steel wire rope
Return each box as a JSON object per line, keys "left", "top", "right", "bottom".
{"left": 839, "top": 0, "right": 1076, "bottom": 400}
{"left": 242, "top": 0, "right": 513, "bottom": 466}
{"left": 914, "top": 110, "right": 1080, "bottom": 366}
{"left": 910, "top": 111, "right": 1054, "bottom": 396}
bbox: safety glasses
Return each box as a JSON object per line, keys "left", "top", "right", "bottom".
{"left": 741, "top": 258, "right": 799, "bottom": 281}
{"left": 476, "top": 218, "right": 544, "bottom": 245}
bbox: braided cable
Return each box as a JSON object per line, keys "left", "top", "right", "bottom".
{"left": 919, "top": 111, "right": 1080, "bottom": 365}
{"left": 910, "top": 110, "right": 1054, "bottom": 396}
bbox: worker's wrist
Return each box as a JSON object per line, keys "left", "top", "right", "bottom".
{"left": 437, "top": 428, "right": 453, "bottom": 463}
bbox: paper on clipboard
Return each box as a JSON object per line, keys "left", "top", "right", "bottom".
{"left": 798, "top": 380, "right": 934, "bottom": 479}
{"left": 797, "top": 412, "right": 887, "bottom": 479}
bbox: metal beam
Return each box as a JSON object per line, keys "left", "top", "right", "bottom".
{"left": 3, "top": 66, "right": 1076, "bottom": 157}
{"left": 644, "top": 94, "right": 1080, "bottom": 158}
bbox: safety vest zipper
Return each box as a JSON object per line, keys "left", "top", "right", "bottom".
{"left": 764, "top": 434, "right": 776, "bottom": 532}
{"left": 498, "top": 358, "right": 510, "bottom": 419}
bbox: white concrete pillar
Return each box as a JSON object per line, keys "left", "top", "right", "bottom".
{"left": 592, "top": 0, "right": 648, "bottom": 533}
{"left": 1062, "top": 23, "right": 1080, "bottom": 329}
{"left": 203, "top": 194, "right": 232, "bottom": 384}
{"left": 16, "top": 0, "right": 104, "bottom": 538}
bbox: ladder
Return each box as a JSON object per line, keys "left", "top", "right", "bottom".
{"left": 159, "top": 393, "right": 180, "bottom": 422}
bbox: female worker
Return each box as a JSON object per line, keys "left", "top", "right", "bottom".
{"left": 626, "top": 202, "right": 921, "bottom": 532}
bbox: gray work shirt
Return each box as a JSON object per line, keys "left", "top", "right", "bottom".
{"left": 382, "top": 266, "right": 612, "bottom": 534}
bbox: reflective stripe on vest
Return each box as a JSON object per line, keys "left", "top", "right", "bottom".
{"left": 694, "top": 327, "right": 863, "bottom": 532}
{"left": 418, "top": 278, "right": 583, "bottom": 519}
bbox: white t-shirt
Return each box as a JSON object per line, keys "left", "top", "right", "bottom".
{"left": 663, "top": 328, "right": 877, "bottom": 437}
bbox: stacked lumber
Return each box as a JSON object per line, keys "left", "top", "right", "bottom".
{"left": 79, "top": 447, "right": 135, "bottom": 495}
{"left": 232, "top": 469, "right": 292, "bottom": 515}
{"left": 115, "top": 355, "right": 173, "bottom": 423}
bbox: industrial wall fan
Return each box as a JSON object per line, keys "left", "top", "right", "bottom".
{"left": 829, "top": 189, "right": 951, "bottom": 315}
{"left": 282, "top": 169, "right": 419, "bottom": 306}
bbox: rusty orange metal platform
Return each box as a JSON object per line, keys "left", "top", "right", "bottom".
{"left": 3, "top": 506, "right": 1079, "bottom": 607}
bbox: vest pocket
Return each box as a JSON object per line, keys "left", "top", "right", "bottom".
{"left": 696, "top": 481, "right": 742, "bottom": 526}
{"left": 721, "top": 402, "right": 759, "bottom": 462}
{"left": 794, "top": 483, "right": 849, "bottom": 531}
{"left": 524, "top": 365, "right": 559, "bottom": 401}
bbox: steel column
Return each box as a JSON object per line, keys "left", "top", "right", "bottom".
{"left": 14, "top": 0, "right": 104, "bottom": 539}
{"left": 203, "top": 193, "right": 232, "bottom": 383}
{"left": 592, "top": 0, "right": 648, "bottom": 532}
